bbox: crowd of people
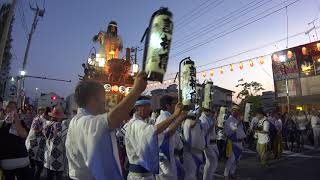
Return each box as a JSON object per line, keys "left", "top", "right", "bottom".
{"left": 0, "top": 72, "right": 320, "bottom": 180}
{"left": 0, "top": 97, "right": 72, "bottom": 180}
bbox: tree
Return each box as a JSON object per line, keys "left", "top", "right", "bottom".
{"left": 235, "top": 79, "right": 264, "bottom": 100}
{"left": 236, "top": 79, "right": 264, "bottom": 115}
{"left": 0, "top": 4, "right": 13, "bottom": 97}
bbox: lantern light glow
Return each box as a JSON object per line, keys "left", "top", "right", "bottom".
{"left": 249, "top": 60, "right": 254, "bottom": 67}
{"left": 210, "top": 69, "right": 214, "bottom": 76}
{"left": 219, "top": 67, "right": 224, "bottom": 74}
{"left": 239, "top": 62, "right": 244, "bottom": 70}
{"left": 259, "top": 56, "right": 265, "bottom": 64}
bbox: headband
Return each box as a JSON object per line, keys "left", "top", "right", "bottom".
{"left": 135, "top": 100, "right": 151, "bottom": 106}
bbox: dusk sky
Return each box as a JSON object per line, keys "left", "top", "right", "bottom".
{"left": 4, "top": 0, "right": 320, "bottom": 100}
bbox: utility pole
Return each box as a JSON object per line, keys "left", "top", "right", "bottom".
{"left": 308, "top": 18, "right": 318, "bottom": 40}
{"left": 0, "top": 0, "right": 16, "bottom": 69}
{"left": 22, "top": 4, "right": 45, "bottom": 71}
{"left": 18, "top": 4, "right": 44, "bottom": 107}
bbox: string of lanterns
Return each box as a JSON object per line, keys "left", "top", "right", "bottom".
{"left": 146, "top": 53, "right": 269, "bottom": 89}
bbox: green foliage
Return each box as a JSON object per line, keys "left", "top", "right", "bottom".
{"left": 236, "top": 79, "right": 264, "bottom": 115}
{"left": 236, "top": 79, "right": 264, "bottom": 100}
{"left": 239, "top": 95, "right": 262, "bottom": 116}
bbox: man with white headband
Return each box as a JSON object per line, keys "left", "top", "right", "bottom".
{"left": 125, "top": 96, "right": 186, "bottom": 180}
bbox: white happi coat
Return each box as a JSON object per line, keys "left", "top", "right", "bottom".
{"left": 200, "top": 113, "right": 219, "bottom": 180}
{"left": 182, "top": 119, "right": 206, "bottom": 180}
{"left": 155, "top": 110, "right": 181, "bottom": 180}
{"left": 125, "top": 114, "right": 162, "bottom": 180}
{"left": 65, "top": 108, "right": 122, "bottom": 180}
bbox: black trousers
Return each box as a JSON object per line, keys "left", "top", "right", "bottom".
{"left": 2, "top": 166, "right": 32, "bottom": 180}
{"left": 46, "top": 168, "right": 63, "bottom": 180}
{"left": 30, "top": 159, "right": 44, "bottom": 180}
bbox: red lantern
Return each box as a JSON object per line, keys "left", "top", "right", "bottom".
{"left": 249, "top": 60, "right": 254, "bottom": 67}
{"left": 239, "top": 62, "right": 244, "bottom": 70}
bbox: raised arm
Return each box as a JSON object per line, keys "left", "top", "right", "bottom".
{"left": 167, "top": 111, "right": 188, "bottom": 136}
{"left": 13, "top": 112, "right": 28, "bottom": 138}
{"left": 155, "top": 103, "right": 183, "bottom": 134}
{"left": 107, "top": 72, "right": 147, "bottom": 129}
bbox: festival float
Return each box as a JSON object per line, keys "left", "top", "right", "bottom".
{"left": 81, "top": 21, "right": 136, "bottom": 112}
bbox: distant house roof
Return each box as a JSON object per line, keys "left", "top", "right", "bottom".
{"left": 214, "top": 85, "right": 235, "bottom": 93}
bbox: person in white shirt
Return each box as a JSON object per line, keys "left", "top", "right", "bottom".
{"left": 223, "top": 106, "right": 246, "bottom": 180}
{"left": 255, "top": 109, "right": 269, "bottom": 167}
{"left": 125, "top": 96, "right": 185, "bottom": 180}
{"left": 200, "top": 109, "right": 219, "bottom": 180}
{"left": 65, "top": 72, "right": 147, "bottom": 180}
{"left": 310, "top": 110, "right": 320, "bottom": 149}
{"left": 155, "top": 95, "right": 184, "bottom": 180}
{"left": 182, "top": 111, "right": 206, "bottom": 180}
{"left": 295, "top": 111, "right": 308, "bottom": 151}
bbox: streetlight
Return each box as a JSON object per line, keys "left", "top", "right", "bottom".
{"left": 20, "top": 70, "right": 26, "bottom": 76}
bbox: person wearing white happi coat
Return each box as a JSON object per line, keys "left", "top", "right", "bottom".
{"left": 155, "top": 96, "right": 185, "bottom": 180}
{"left": 223, "top": 106, "right": 246, "bottom": 180}
{"left": 125, "top": 97, "right": 185, "bottom": 180}
{"left": 200, "top": 109, "right": 219, "bottom": 180}
{"left": 182, "top": 112, "right": 206, "bottom": 180}
{"left": 65, "top": 72, "right": 147, "bottom": 180}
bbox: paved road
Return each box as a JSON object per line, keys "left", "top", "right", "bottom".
{"left": 212, "top": 146, "right": 320, "bottom": 180}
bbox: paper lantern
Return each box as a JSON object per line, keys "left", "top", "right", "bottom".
{"left": 210, "top": 69, "right": 214, "bottom": 76}
{"left": 287, "top": 50, "right": 293, "bottom": 59}
{"left": 219, "top": 67, "right": 224, "bottom": 74}
{"left": 164, "top": 80, "right": 167, "bottom": 86}
{"left": 181, "top": 59, "right": 197, "bottom": 108}
{"left": 169, "top": 80, "right": 172, "bottom": 84}
{"left": 302, "top": 47, "right": 308, "bottom": 55}
{"left": 259, "top": 56, "right": 265, "bottom": 64}
{"left": 230, "top": 64, "right": 234, "bottom": 71}
{"left": 112, "top": 85, "right": 119, "bottom": 92}
{"left": 239, "top": 62, "right": 244, "bottom": 70}
{"left": 202, "top": 71, "right": 207, "bottom": 77}
{"left": 272, "top": 54, "right": 279, "bottom": 62}
{"left": 317, "top": 43, "right": 320, "bottom": 51}
{"left": 249, "top": 60, "right": 254, "bottom": 67}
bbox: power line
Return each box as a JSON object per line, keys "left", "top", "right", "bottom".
{"left": 173, "top": 0, "right": 271, "bottom": 46}
{"left": 16, "top": 1, "right": 29, "bottom": 38}
{"left": 173, "top": 0, "right": 287, "bottom": 51}
{"left": 175, "top": 0, "right": 224, "bottom": 29}
{"left": 171, "top": 0, "right": 301, "bottom": 58}
{"left": 164, "top": 27, "right": 316, "bottom": 77}
{"left": 175, "top": 0, "right": 212, "bottom": 23}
